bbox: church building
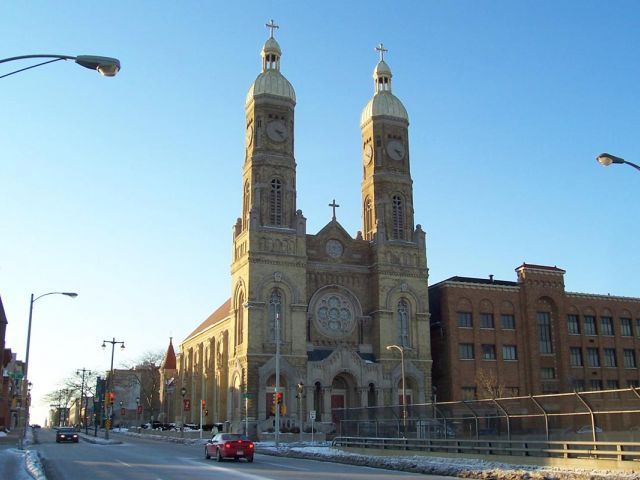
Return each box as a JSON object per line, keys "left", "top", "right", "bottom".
{"left": 168, "top": 23, "right": 432, "bottom": 434}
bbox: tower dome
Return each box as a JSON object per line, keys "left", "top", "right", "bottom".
{"left": 360, "top": 43, "right": 408, "bottom": 126}
{"left": 246, "top": 20, "right": 296, "bottom": 105}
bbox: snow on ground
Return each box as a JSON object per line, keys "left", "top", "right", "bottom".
{"left": 0, "top": 448, "right": 36, "bottom": 480}
{"left": 257, "top": 443, "right": 640, "bottom": 480}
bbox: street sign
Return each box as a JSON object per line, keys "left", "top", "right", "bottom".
{"left": 241, "top": 393, "right": 254, "bottom": 399}
{"left": 9, "top": 372, "right": 23, "bottom": 381}
{"left": 183, "top": 398, "right": 191, "bottom": 412}
{"left": 309, "top": 410, "right": 316, "bottom": 421}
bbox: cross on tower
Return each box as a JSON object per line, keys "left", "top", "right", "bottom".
{"left": 329, "top": 199, "right": 340, "bottom": 221}
{"left": 266, "top": 19, "right": 279, "bottom": 38}
{"left": 376, "top": 43, "right": 388, "bottom": 62}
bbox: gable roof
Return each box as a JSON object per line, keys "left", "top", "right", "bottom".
{"left": 183, "top": 298, "right": 231, "bottom": 343}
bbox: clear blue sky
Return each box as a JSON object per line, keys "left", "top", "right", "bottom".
{"left": 1, "top": 1, "right": 638, "bottom": 425}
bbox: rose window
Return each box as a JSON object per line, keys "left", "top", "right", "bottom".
{"left": 315, "top": 293, "right": 355, "bottom": 337}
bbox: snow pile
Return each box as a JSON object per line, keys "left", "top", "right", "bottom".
{"left": 258, "top": 444, "right": 640, "bottom": 480}
{"left": 25, "top": 449, "right": 47, "bottom": 480}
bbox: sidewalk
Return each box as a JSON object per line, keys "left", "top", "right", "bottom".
{"left": 0, "top": 427, "right": 22, "bottom": 447}
{"left": 0, "top": 429, "right": 39, "bottom": 480}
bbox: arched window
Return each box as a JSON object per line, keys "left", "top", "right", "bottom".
{"left": 269, "top": 179, "right": 283, "bottom": 226}
{"left": 392, "top": 195, "right": 405, "bottom": 240}
{"left": 364, "top": 197, "right": 373, "bottom": 240}
{"left": 398, "top": 299, "right": 409, "bottom": 347}
{"left": 235, "top": 292, "right": 244, "bottom": 347}
{"left": 269, "top": 289, "right": 283, "bottom": 343}
{"left": 242, "top": 181, "right": 250, "bottom": 230}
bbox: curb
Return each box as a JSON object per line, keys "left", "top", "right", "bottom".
{"left": 24, "top": 449, "right": 46, "bottom": 480}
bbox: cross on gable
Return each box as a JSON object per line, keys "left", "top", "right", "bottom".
{"left": 376, "top": 43, "right": 388, "bottom": 62}
{"left": 329, "top": 199, "right": 340, "bottom": 221}
{"left": 266, "top": 19, "right": 279, "bottom": 38}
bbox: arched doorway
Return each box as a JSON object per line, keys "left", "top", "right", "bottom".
{"left": 331, "top": 373, "right": 357, "bottom": 426}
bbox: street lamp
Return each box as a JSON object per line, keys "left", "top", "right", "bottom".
{"left": 386, "top": 344, "right": 410, "bottom": 436}
{"left": 274, "top": 312, "right": 281, "bottom": 447}
{"left": 0, "top": 54, "right": 121, "bottom": 79}
{"left": 180, "top": 387, "right": 187, "bottom": 438}
{"left": 102, "top": 338, "right": 125, "bottom": 440}
{"left": 596, "top": 153, "right": 640, "bottom": 172}
{"left": 23, "top": 291, "right": 77, "bottom": 445}
{"left": 76, "top": 368, "right": 91, "bottom": 434}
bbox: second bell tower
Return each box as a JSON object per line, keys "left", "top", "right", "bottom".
{"left": 360, "top": 44, "right": 414, "bottom": 242}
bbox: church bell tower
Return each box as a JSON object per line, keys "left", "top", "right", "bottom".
{"left": 360, "top": 44, "right": 414, "bottom": 242}
{"left": 241, "top": 20, "right": 297, "bottom": 232}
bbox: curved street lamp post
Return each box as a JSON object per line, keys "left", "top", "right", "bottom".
{"left": 386, "top": 344, "right": 410, "bottom": 436}
{"left": 1, "top": 54, "right": 120, "bottom": 79}
{"left": 596, "top": 153, "right": 640, "bottom": 172}
{"left": 22, "top": 292, "right": 77, "bottom": 446}
{"left": 102, "top": 338, "right": 125, "bottom": 440}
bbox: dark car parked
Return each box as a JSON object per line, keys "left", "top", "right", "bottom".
{"left": 205, "top": 433, "right": 254, "bottom": 462}
{"left": 55, "top": 427, "right": 79, "bottom": 443}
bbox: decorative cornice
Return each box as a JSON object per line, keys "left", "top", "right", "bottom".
{"left": 567, "top": 291, "right": 640, "bottom": 303}
{"left": 432, "top": 281, "right": 520, "bottom": 293}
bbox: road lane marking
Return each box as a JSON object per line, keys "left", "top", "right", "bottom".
{"left": 117, "top": 459, "right": 132, "bottom": 467}
{"left": 258, "top": 460, "right": 309, "bottom": 471}
{"left": 180, "top": 457, "right": 273, "bottom": 480}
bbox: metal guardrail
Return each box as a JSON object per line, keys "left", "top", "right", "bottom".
{"left": 331, "top": 436, "right": 640, "bottom": 462}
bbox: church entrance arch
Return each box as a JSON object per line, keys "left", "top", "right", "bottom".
{"left": 331, "top": 373, "right": 357, "bottom": 426}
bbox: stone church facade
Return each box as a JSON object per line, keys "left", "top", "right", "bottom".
{"left": 168, "top": 25, "right": 432, "bottom": 434}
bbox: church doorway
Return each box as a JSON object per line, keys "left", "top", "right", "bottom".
{"left": 331, "top": 374, "right": 356, "bottom": 426}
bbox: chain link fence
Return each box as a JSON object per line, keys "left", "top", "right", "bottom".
{"left": 332, "top": 387, "right": 640, "bottom": 444}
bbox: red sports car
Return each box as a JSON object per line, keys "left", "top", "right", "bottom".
{"left": 205, "top": 433, "right": 254, "bottom": 462}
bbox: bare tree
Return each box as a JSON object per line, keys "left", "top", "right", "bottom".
{"left": 119, "top": 350, "right": 163, "bottom": 424}
{"left": 475, "top": 368, "right": 507, "bottom": 399}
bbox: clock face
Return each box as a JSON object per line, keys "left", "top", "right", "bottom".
{"left": 245, "top": 124, "right": 253, "bottom": 147}
{"left": 387, "top": 140, "right": 405, "bottom": 161}
{"left": 266, "top": 120, "right": 287, "bottom": 142}
{"left": 363, "top": 144, "right": 373, "bottom": 164}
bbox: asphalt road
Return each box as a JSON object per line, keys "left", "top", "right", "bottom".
{"left": 32, "top": 429, "right": 458, "bottom": 480}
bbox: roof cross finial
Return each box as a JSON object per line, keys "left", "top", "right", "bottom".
{"left": 375, "top": 42, "right": 388, "bottom": 62}
{"left": 266, "top": 19, "right": 279, "bottom": 38}
{"left": 329, "top": 199, "right": 340, "bottom": 221}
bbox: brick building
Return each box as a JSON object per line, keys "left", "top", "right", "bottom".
{"left": 429, "top": 263, "right": 640, "bottom": 401}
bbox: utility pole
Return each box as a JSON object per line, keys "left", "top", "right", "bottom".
{"left": 77, "top": 368, "right": 91, "bottom": 433}
{"left": 101, "top": 338, "right": 125, "bottom": 440}
{"left": 275, "top": 312, "right": 280, "bottom": 447}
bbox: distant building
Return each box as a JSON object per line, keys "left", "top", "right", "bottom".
{"left": 106, "top": 366, "right": 160, "bottom": 426}
{"left": 429, "top": 263, "right": 640, "bottom": 401}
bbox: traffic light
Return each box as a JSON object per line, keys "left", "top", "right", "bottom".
{"left": 107, "top": 392, "right": 115, "bottom": 406}
{"left": 204, "top": 408, "right": 209, "bottom": 416}
{"left": 201, "top": 399, "right": 206, "bottom": 409}
{"left": 276, "top": 392, "right": 283, "bottom": 404}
